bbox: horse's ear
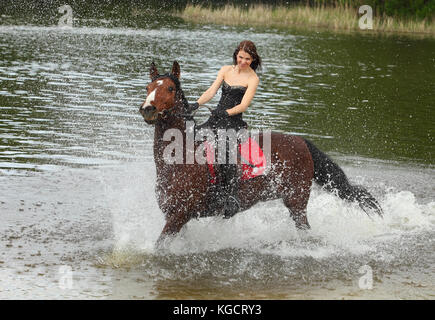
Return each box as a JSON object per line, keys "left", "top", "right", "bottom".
{"left": 171, "top": 61, "right": 180, "bottom": 79}
{"left": 150, "top": 62, "right": 159, "bottom": 80}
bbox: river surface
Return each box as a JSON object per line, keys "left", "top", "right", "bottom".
{"left": 0, "top": 20, "right": 434, "bottom": 299}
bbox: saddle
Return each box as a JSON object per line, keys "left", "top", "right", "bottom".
{"left": 204, "top": 137, "right": 267, "bottom": 184}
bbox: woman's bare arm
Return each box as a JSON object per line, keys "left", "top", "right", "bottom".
{"left": 197, "top": 66, "right": 228, "bottom": 105}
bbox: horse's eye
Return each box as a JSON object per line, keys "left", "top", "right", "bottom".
{"left": 168, "top": 86, "right": 174, "bottom": 92}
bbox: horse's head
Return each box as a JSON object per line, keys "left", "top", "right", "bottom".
{"left": 139, "top": 61, "right": 185, "bottom": 124}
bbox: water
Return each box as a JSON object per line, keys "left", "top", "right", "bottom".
{"left": 0, "top": 21, "right": 434, "bottom": 299}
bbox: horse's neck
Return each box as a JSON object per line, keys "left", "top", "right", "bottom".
{"left": 153, "top": 91, "right": 190, "bottom": 172}
{"left": 153, "top": 114, "right": 187, "bottom": 170}
{"left": 154, "top": 117, "right": 186, "bottom": 142}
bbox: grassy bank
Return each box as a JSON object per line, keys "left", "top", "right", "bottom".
{"left": 176, "top": 4, "right": 435, "bottom": 37}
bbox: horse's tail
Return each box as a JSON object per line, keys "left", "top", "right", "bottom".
{"left": 304, "top": 139, "right": 383, "bottom": 217}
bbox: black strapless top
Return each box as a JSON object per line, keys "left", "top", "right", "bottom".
{"left": 198, "top": 80, "right": 248, "bottom": 131}
{"left": 215, "top": 80, "right": 247, "bottom": 128}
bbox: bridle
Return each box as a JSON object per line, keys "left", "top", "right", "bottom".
{"left": 149, "top": 73, "right": 194, "bottom": 121}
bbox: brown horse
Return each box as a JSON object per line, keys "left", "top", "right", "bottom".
{"left": 139, "top": 61, "right": 383, "bottom": 246}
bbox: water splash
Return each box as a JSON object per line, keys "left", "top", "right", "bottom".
{"left": 106, "top": 162, "right": 434, "bottom": 264}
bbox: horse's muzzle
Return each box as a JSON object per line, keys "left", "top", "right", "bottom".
{"left": 139, "top": 105, "right": 158, "bottom": 124}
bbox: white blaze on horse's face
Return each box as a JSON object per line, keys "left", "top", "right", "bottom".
{"left": 143, "top": 80, "right": 163, "bottom": 108}
{"left": 144, "top": 87, "right": 157, "bottom": 108}
{"left": 143, "top": 78, "right": 177, "bottom": 110}
{"left": 140, "top": 76, "right": 178, "bottom": 123}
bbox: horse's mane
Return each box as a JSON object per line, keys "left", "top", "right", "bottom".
{"left": 151, "top": 73, "right": 181, "bottom": 91}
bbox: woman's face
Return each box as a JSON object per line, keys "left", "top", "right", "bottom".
{"left": 236, "top": 50, "right": 253, "bottom": 70}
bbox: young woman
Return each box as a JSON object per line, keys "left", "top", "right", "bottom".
{"left": 190, "top": 40, "right": 262, "bottom": 217}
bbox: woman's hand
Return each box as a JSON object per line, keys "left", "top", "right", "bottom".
{"left": 212, "top": 109, "right": 230, "bottom": 120}
{"left": 186, "top": 102, "right": 199, "bottom": 113}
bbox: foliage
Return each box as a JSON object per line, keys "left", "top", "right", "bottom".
{"left": 193, "top": 0, "right": 435, "bottom": 20}
{"left": 1, "top": 0, "right": 433, "bottom": 21}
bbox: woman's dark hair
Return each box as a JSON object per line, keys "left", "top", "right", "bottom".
{"left": 233, "top": 40, "right": 262, "bottom": 72}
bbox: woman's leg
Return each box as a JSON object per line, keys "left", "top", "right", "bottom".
{"left": 219, "top": 163, "right": 240, "bottom": 218}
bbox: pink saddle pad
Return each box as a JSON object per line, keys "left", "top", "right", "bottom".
{"left": 204, "top": 138, "right": 266, "bottom": 183}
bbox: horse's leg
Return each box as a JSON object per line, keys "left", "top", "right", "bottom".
{"left": 274, "top": 135, "right": 314, "bottom": 230}
{"left": 156, "top": 212, "right": 191, "bottom": 246}
{"left": 283, "top": 186, "right": 311, "bottom": 230}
